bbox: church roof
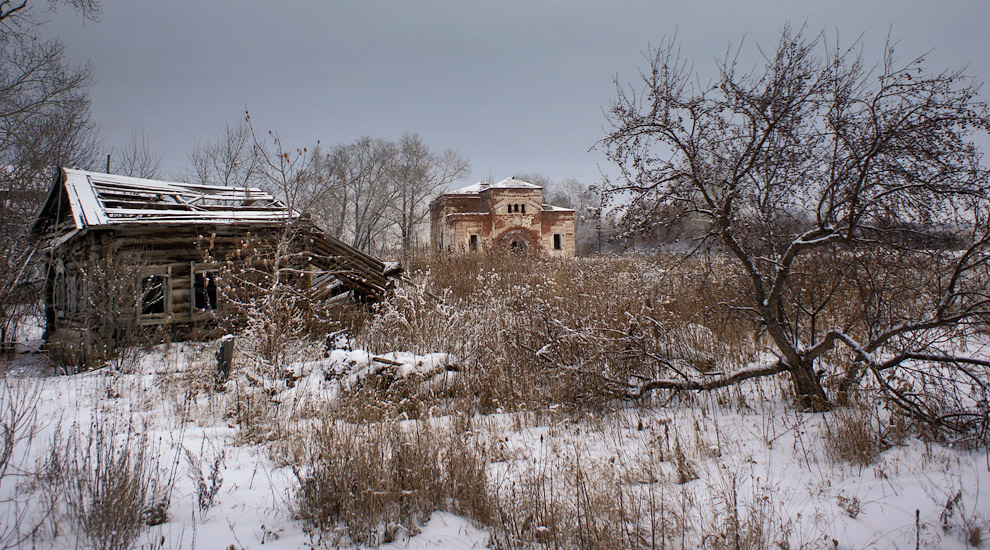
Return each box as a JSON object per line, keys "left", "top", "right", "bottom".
{"left": 448, "top": 177, "right": 543, "bottom": 195}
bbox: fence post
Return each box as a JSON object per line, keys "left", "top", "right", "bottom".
{"left": 215, "top": 334, "right": 235, "bottom": 388}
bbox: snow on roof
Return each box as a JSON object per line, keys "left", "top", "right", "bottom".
{"left": 542, "top": 204, "right": 575, "bottom": 212}
{"left": 447, "top": 177, "right": 543, "bottom": 195}
{"left": 35, "top": 168, "right": 295, "bottom": 233}
{"left": 448, "top": 181, "right": 487, "bottom": 195}
{"left": 489, "top": 177, "right": 542, "bottom": 190}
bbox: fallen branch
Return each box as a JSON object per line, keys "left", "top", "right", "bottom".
{"left": 630, "top": 359, "right": 788, "bottom": 398}
{"left": 371, "top": 355, "right": 404, "bottom": 367}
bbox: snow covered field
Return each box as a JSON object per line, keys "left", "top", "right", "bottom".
{"left": 2, "top": 336, "right": 989, "bottom": 550}
{"left": 0, "top": 254, "right": 987, "bottom": 549}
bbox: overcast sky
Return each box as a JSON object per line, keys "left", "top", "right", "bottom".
{"left": 45, "top": 0, "right": 990, "bottom": 187}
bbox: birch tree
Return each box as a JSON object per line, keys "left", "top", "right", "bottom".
{"left": 189, "top": 118, "right": 263, "bottom": 188}
{"left": 388, "top": 133, "right": 468, "bottom": 257}
{"left": 112, "top": 129, "right": 162, "bottom": 179}
{"left": 319, "top": 137, "right": 397, "bottom": 253}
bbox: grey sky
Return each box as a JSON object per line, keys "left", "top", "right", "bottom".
{"left": 46, "top": 0, "right": 990, "bottom": 187}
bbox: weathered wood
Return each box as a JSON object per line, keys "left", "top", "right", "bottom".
{"left": 215, "top": 335, "right": 234, "bottom": 387}
{"left": 33, "top": 169, "right": 405, "bottom": 364}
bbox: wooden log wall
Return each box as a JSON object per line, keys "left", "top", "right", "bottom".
{"left": 44, "top": 223, "right": 402, "bottom": 343}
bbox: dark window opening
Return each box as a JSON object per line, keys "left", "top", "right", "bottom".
{"left": 521, "top": 204, "right": 526, "bottom": 214}
{"left": 141, "top": 275, "right": 167, "bottom": 316}
{"left": 554, "top": 233, "right": 562, "bottom": 250}
{"left": 507, "top": 205, "right": 512, "bottom": 214}
{"left": 469, "top": 234, "right": 478, "bottom": 251}
{"left": 513, "top": 203, "right": 519, "bottom": 213}
{"left": 194, "top": 271, "right": 218, "bottom": 311}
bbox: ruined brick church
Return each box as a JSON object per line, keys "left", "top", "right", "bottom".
{"left": 429, "top": 177, "right": 575, "bottom": 255}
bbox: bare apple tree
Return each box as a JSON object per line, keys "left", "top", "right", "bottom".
{"left": 601, "top": 27, "right": 990, "bottom": 432}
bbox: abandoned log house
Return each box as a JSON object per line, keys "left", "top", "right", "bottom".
{"left": 29, "top": 168, "right": 400, "bottom": 361}
{"left": 429, "top": 177, "right": 575, "bottom": 255}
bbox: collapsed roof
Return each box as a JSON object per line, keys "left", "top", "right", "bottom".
{"left": 32, "top": 168, "right": 293, "bottom": 234}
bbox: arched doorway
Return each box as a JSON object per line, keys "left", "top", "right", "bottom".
{"left": 498, "top": 229, "right": 538, "bottom": 254}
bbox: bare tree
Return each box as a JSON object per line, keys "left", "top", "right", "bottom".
{"left": 0, "top": 0, "right": 99, "bottom": 541}
{"left": 318, "top": 137, "right": 397, "bottom": 253}
{"left": 388, "top": 133, "right": 469, "bottom": 257}
{"left": 0, "top": 0, "right": 99, "bottom": 349}
{"left": 193, "top": 126, "right": 471, "bottom": 256}
{"left": 111, "top": 129, "right": 162, "bottom": 179}
{"left": 601, "top": 27, "right": 990, "bottom": 426}
{"left": 0, "top": 0, "right": 100, "bottom": 29}
{"left": 188, "top": 117, "right": 263, "bottom": 188}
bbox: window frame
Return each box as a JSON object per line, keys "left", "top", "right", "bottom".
{"left": 190, "top": 262, "right": 221, "bottom": 320}
{"left": 138, "top": 265, "right": 172, "bottom": 325}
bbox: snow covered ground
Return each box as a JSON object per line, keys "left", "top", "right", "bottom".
{"left": 2, "top": 336, "right": 989, "bottom": 549}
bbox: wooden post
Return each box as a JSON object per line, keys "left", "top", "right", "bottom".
{"left": 215, "top": 334, "right": 234, "bottom": 388}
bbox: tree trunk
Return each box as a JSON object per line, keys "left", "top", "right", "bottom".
{"left": 788, "top": 361, "right": 830, "bottom": 412}
{"left": 763, "top": 315, "right": 830, "bottom": 411}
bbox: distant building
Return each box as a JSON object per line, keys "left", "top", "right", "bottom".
{"left": 429, "top": 177, "right": 575, "bottom": 255}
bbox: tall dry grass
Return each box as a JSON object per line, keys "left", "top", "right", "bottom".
{"left": 357, "top": 253, "right": 761, "bottom": 416}
{"left": 291, "top": 415, "right": 491, "bottom": 547}
{"left": 226, "top": 252, "right": 967, "bottom": 548}
{"left": 37, "top": 414, "right": 174, "bottom": 550}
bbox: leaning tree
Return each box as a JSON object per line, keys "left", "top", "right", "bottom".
{"left": 601, "top": 28, "right": 990, "bottom": 436}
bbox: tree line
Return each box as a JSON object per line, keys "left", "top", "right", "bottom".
{"left": 0, "top": 0, "right": 612, "bottom": 274}
{"left": 184, "top": 118, "right": 471, "bottom": 257}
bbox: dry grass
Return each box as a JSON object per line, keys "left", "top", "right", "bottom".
{"left": 490, "top": 432, "right": 664, "bottom": 550}
{"left": 821, "top": 402, "right": 886, "bottom": 466}
{"left": 66, "top": 251, "right": 974, "bottom": 549}
{"left": 702, "top": 482, "right": 796, "bottom": 550}
{"left": 358, "top": 254, "right": 762, "bottom": 417}
{"left": 291, "top": 416, "right": 491, "bottom": 547}
{"left": 38, "top": 414, "right": 173, "bottom": 550}
{"left": 0, "top": 370, "right": 45, "bottom": 549}
{"left": 241, "top": 253, "right": 889, "bottom": 548}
